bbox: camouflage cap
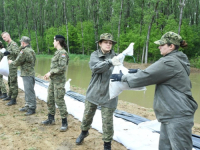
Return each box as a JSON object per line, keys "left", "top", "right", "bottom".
{"left": 96, "top": 33, "right": 117, "bottom": 44}
{"left": 154, "top": 31, "right": 182, "bottom": 46}
{"left": 20, "top": 36, "right": 31, "bottom": 44}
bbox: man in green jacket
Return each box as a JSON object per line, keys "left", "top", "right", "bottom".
{"left": 110, "top": 31, "right": 198, "bottom": 150}
{"left": 1, "top": 32, "right": 20, "bottom": 106}
{"left": 8, "top": 36, "right": 36, "bottom": 115}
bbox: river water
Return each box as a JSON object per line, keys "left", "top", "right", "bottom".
{"left": 35, "top": 58, "right": 200, "bottom": 123}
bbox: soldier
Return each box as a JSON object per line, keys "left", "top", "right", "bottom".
{"left": 0, "top": 41, "right": 7, "bottom": 99}
{"left": 110, "top": 31, "right": 198, "bottom": 150}
{"left": 75, "top": 33, "right": 121, "bottom": 150}
{"left": 1, "top": 32, "right": 20, "bottom": 106}
{"left": 8, "top": 36, "right": 36, "bottom": 116}
{"left": 41, "top": 35, "right": 69, "bottom": 132}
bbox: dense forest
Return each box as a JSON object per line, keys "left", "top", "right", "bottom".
{"left": 0, "top": 0, "right": 200, "bottom": 64}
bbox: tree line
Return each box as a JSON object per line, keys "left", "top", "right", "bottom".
{"left": 0, "top": 0, "right": 199, "bottom": 64}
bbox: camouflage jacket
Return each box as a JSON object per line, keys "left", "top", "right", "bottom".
{"left": 86, "top": 49, "right": 118, "bottom": 108}
{"left": 7, "top": 40, "right": 19, "bottom": 61}
{"left": 12, "top": 45, "right": 36, "bottom": 77}
{"left": 50, "top": 48, "right": 69, "bottom": 83}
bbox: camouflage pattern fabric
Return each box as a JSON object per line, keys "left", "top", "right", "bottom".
{"left": 47, "top": 81, "right": 67, "bottom": 118}
{"left": 12, "top": 45, "right": 36, "bottom": 77}
{"left": 96, "top": 33, "right": 117, "bottom": 44}
{"left": 154, "top": 31, "right": 182, "bottom": 46}
{"left": 47, "top": 48, "right": 69, "bottom": 118}
{"left": 50, "top": 48, "right": 69, "bottom": 83}
{"left": 0, "top": 52, "right": 6, "bottom": 93}
{"left": 81, "top": 100, "right": 115, "bottom": 142}
{"left": 6, "top": 40, "right": 19, "bottom": 99}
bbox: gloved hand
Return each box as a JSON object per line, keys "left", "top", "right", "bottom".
{"left": 111, "top": 56, "right": 121, "bottom": 66}
{"left": 110, "top": 70, "right": 123, "bottom": 82}
{"left": 128, "top": 69, "right": 138, "bottom": 73}
{"left": 4, "top": 51, "right": 10, "bottom": 56}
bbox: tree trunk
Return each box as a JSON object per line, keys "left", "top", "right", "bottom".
{"left": 63, "top": 0, "right": 70, "bottom": 53}
{"left": 145, "top": 0, "right": 160, "bottom": 64}
{"left": 81, "top": 21, "right": 84, "bottom": 55}
{"left": 117, "top": 0, "right": 124, "bottom": 53}
{"left": 178, "top": 0, "right": 185, "bottom": 35}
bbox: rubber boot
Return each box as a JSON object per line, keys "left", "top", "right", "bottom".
{"left": 25, "top": 108, "right": 36, "bottom": 116}
{"left": 3, "top": 96, "right": 11, "bottom": 101}
{"left": 41, "top": 114, "right": 55, "bottom": 125}
{"left": 104, "top": 142, "right": 111, "bottom": 150}
{"left": 76, "top": 130, "right": 89, "bottom": 145}
{"left": 6, "top": 99, "right": 16, "bottom": 106}
{"left": 60, "top": 118, "right": 68, "bottom": 132}
{"left": 0, "top": 93, "right": 7, "bottom": 99}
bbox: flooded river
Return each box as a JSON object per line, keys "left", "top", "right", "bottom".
{"left": 35, "top": 57, "right": 200, "bottom": 123}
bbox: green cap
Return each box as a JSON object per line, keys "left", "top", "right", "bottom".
{"left": 20, "top": 36, "right": 31, "bottom": 44}
{"left": 154, "top": 31, "right": 182, "bottom": 46}
{"left": 96, "top": 33, "right": 117, "bottom": 44}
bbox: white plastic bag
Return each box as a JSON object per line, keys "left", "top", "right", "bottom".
{"left": 65, "top": 78, "right": 71, "bottom": 92}
{"left": 109, "top": 43, "right": 146, "bottom": 100}
{"left": 0, "top": 56, "right": 9, "bottom": 76}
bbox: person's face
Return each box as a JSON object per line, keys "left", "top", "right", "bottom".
{"left": 1, "top": 33, "right": 10, "bottom": 43}
{"left": 158, "top": 44, "right": 174, "bottom": 56}
{"left": 53, "top": 37, "right": 59, "bottom": 49}
{"left": 99, "top": 40, "right": 113, "bottom": 53}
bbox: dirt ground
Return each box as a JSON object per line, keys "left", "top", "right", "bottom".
{"left": 0, "top": 63, "right": 199, "bottom": 150}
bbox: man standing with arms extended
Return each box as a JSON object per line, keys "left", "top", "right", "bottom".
{"left": 8, "top": 36, "right": 36, "bottom": 115}
{"left": 1, "top": 32, "right": 19, "bottom": 106}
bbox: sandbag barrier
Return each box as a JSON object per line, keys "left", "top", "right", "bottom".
{"left": 34, "top": 77, "right": 200, "bottom": 149}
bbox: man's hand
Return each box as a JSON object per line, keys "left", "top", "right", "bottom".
{"left": 8, "top": 60, "right": 13, "bottom": 64}
{"left": 110, "top": 70, "right": 123, "bottom": 82}
{"left": 111, "top": 56, "right": 121, "bottom": 66}
{"left": 44, "top": 72, "right": 51, "bottom": 80}
{"left": 128, "top": 69, "right": 138, "bottom": 73}
{"left": 4, "top": 51, "right": 10, "bottom": 56}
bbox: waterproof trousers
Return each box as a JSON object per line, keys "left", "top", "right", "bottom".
{"left": 22, "top": 76, "right": 36, "bottom": 109}
{"left": 159, "top": 116, "right": 194, "bottom": 150}
{"left": 81, "top": 100, "right": 115, "bottom": 142}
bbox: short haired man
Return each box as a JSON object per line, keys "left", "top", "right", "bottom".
{"left": 8, "top": 36, "right": 36, "bottom": 115}
{"left": 1, "top": 32, "right": 19, "bottom": 106}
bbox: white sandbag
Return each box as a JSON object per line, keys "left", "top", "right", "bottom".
{"left": 109, "top": 43, "right": 146, "bottom": 100}
{"left": 0, "top": 56, "right": 9, "bottom": 76}
{"left": 65, "top": 78, "right": 71, "bottom": 92}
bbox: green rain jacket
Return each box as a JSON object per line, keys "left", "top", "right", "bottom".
{"left": 122, "top": 50, "right": 198, "bottom": 122}
{"left": 50, "top": 48, "right": 69, "bottom": 84}
{"left": 86, "top": 49, "right": 118, "bottom": 109}
{"left": 12, "top": 45, "right": 36, "bottom": 77}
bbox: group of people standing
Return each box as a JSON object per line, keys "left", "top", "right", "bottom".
{"left": 0, "top": 31, "right": 198, "bottom": 150}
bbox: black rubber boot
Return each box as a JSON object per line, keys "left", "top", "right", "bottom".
{"left": 60, "top": 118, "right": 68, "bottom": 132}
{"left": 6, "top": 99, "right": 16, "bottom": 106}
{"left": 76, "top": 131, "right": 89, "bottom": 145}
{"left": 3, "top": 96, "right": 11, "bottom": 101}
{"left": 19, "top": 106, "right": 29, "bottom": 112}
{"left": 41, "top": 114, "right": 55, "bottom": 125}
{"left": 0, "top": 93, "right": 7, "bottom": 99}
{"left": 104, "top": 142, "right": 111, "bottom": 150}
{"left": 25, "top": 109, "right": 35, "bottom": 116}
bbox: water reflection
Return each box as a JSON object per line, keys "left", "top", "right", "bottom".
{"left": 35, "top": 58, "right": 200, "bottom": 123}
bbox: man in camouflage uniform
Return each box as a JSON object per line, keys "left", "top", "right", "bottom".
{"left": 8, "top": 36, "right": 36, "bottom": 115}
{"left": 0, "top": 41, "right": 7, "bottom": 99}
{"left": 76, "top": 33, "right": 121, "bottom": 150}
{"left": 41, "top": 35, "right": 69, "bottom": 132}
{"left": 1, "top": 32, "right": 20, "bottom": 106}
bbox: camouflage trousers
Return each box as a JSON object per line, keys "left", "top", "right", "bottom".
{"left": 81, "top": 100, "right": 116, "bottom": 142}
{"left": 0, "top": 74, "right": 7, "bottom": 94}
{"left": 8, "top": 67, "right": 18, "bottom": 99}
{"left": 159, "top": 115, "right": 194, "bottom": 150}
{"left": 47, "top": 81, "right": 67, "bottom": 118}
{"left": 22, "top": 76, "right": 36, "bottom": 109}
